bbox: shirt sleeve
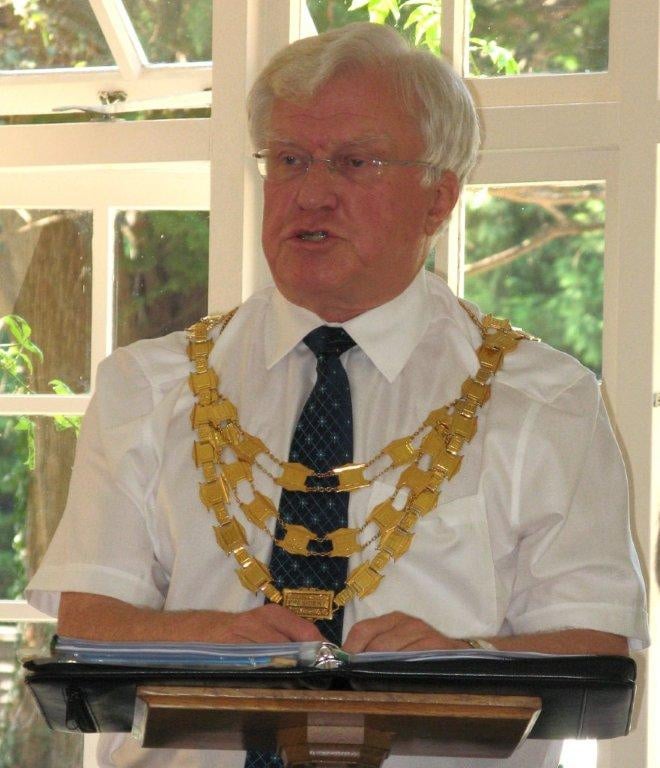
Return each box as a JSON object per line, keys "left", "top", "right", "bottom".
{"left": 25, "top": 347, "right": 169, "bottom": 618}
{"left": 505, "top": 374, "right": 649, "bottom": 649}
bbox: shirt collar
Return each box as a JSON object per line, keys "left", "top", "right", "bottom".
{"left": 264, "top": 269, "right": 433, "bottom": 383}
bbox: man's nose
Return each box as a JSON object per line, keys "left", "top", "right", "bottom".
{"left": 295, "top": 160, "right": 339, "bottom": 210}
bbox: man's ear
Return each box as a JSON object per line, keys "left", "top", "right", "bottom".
{"left": 424, "top": 170, "right": 460, "bottom": 236}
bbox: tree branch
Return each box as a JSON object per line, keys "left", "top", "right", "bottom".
{"left": 465, "top": 221, "right": 603, "bottom": 276}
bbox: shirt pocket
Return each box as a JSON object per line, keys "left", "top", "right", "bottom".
{"left": 348, "top": 481, "right": 499, "bottom": 638}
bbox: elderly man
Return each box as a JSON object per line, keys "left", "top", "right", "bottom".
{"left": 27, "top": 22, "right": 647, "bottom": 768}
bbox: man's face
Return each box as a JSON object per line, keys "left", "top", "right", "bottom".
{"left": 260, "top": 68, "right": 458, "bottom": 321}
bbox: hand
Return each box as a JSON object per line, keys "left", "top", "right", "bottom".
{"left": 342, "top": 611, "right": 467, "bottom": 653}
{"left": 211, "top": 603, "right": 325, "bottom": 644}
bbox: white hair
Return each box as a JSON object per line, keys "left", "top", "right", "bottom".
{"left": 247, "top": 22, "right": 480, "bottom": 186}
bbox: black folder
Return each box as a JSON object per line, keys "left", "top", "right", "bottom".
{"left": 23, "top": 653, "right": 636, "bottom": 740}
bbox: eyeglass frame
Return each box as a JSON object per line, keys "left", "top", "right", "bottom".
{"left": 252, "top": 147, "right": 435, "bottom": 184}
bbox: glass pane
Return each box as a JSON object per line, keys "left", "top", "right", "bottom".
{"left": 0, "top": 210, "right": 92, "bottom": 395}
{"left": 463, "top": 184, "right": 605, "bottom": 376}
{"left": 0, "top": 0, "right": 113, "bottom": 70}
{"left": 114, "top": 210, "right": 209, "bottom": 347}
{"left": 0, "top": 415, "right": 79, "bottom": 599}
{"left": 469, "top": 0, "right": 609, "bottom": 76}
{"left": 122, "top": 0, "right": 212, "bottom": 63}
{"left": 0, "top": 622, "right": 83, "bottom": 767}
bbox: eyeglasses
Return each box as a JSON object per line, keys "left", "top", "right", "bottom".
{"left": 253, "top": 148, "right": 433, "bottom": 185}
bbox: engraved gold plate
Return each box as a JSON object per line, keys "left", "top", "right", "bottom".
{"left": 209, "top": 399, "right": 238, "bottom": 424}
{"left": 486, "top": 328, "right": 519, "bottom": 352}
{"left": 333, "top": 463, "right": 369, "bottom": 491}
{"left": 346, "top": 562, "right": 383, "bottom": 598}
{"left": 397, "top": 465, "right": 438, "bottom": 494}
{"left": 233, "top": 434, "right": 267, "bottom": 461}
{"left": 409, "top": 489, "right": 439, "bottom": 516}
{"left": 367, "top": 500, "right": 404, "bottom": 532}
{"left": 370, "top": 550, "right": 391, "bottom": 572}
{"left": 240, "top": 492, "right": 277, "bottom": 530}
{"left": 276, "top": 462, "right": 313, "bottom": 491}
{"left": 325, "top": 527, "right": 361, "bottom": 557}
{"left": 236, "top": 558, "right": 271, "bottom": 593}
{"left": 383, "top": 437, "right": 418, "bottom": 467}
{"left": 199, "top": 477, "right": 230, "bottom": 508}
{"left": 220, "top": 422, "right": 242, "bottom": 445}
{"left": 214, "top": 519, "right": 247, "bottom": 554}
{"left": 450, "top": 412, "right": 477, "bottom": 441}
{"left": 477, "top": 344, "right": 504, "bottom": 373}
{"left": 189, "top": 369, "right": 219, "bottom": 394}
{"left": 420, "top": 428, "right": 444, "bottom": 456}
{"left": 430, "top": 446, "right": 462, "bottom": 479}
{"left": 424, "top": 407, "right": 451, "bottom": 430}
{"left": 222, "top": 460, "right": 253, "bottom": 488}
{"left": 461, "top": 378, "right": 491, "bottom": 405}
{"left": 187, "top": 339, "right": 213, "bottom": 359}
{"left": 380, "top": 528, "right": 413, "bottom": 559}
{"left": 282, "top": 588, "right": 334, "bottom": 621}
{"left": 193, "top": 441, "right": 215, "bottom": 467}
{"left": 191, "top": 403, "right": 211, "bottom": 428}
{"left": 278, "top": 524, "right": 315, "bottom": 556}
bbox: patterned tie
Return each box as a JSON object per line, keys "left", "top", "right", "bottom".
{"left": 245, "top": 326, "right": 355, "bottom": 768}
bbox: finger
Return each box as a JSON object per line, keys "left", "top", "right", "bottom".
{"left": 342, "top": 611, "right": 409, "bottom": 653}
{"left": 243, "top": 604, "right": 324, "bottom": 643}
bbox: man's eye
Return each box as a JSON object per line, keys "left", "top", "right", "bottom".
{"left": 338, "top": 155, "right": 371, "bottom": 170}
{"left": 277, "top": 153, "right": 305, "bottom": 168}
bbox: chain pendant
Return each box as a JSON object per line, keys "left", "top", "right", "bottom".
{"left": 282, "top": 588, "right": 334, "bottom": 620}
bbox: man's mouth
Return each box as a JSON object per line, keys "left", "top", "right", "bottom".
{"left": 297, "top": 230, "right": 329, "bottom": 242}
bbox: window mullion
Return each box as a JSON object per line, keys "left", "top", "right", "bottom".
{"left": 441, "top": 0, "right": 469, "bottom": 75}
{"left": 88, "top": 0, "right": 147, "bottom": 79}
{"left": 90, "top": 207, "right": 115, "bottom": 389}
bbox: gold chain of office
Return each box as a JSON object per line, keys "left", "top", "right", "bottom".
{"left": 186, "top": 306, "right": 533, "bottom": 621}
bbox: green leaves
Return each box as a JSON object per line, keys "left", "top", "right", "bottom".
{"left": 0, "top": 315, "right": 81, "bottom": 457}
{"left": 470, "top": 37, "right": 521, "bottom": 75}
{"left": 402, "top": 1, "right": 441, "bottom": 53}
{"left": 0, "top": 314, "right": 43, "bottom": 393}
{"left": 349, "top": 0, "right": 400, "bottom": 23}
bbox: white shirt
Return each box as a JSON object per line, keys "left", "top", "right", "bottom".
{"left": 27, "top": 270, "right": 649, "bottom": 768}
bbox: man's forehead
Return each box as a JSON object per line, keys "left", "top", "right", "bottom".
{"left": 266, "top": 129, "right": 395, "bottom": 150}
{"left": 266, "top": 74, "right": 420, "bottom": 152}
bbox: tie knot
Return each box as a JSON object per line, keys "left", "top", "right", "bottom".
{"left": 303, "top": 326, "right": 355, "bottom": 361}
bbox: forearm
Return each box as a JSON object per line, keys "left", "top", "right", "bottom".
{"left": 58, "top": 592, "right": 229, "bottom": 642}
{"left": 478, "top": 629, "right": 629, "bottom": 656}
{"left": 342, "top": 611, "right": 630, "bottom": 654}
{"left": 57, "top": 592, "right": 324, "bottom": 644}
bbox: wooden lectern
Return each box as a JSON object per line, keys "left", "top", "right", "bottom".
{"left": 132, "top": 686, "right": 542, "bottom": 767}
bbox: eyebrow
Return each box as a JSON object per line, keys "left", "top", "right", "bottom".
{"left": 265, "top": 133, "right": 394, "bottom": 151}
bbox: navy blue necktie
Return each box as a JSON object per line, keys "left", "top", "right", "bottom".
{"left": 245, "top": 326, "right": 355, "bottom": 768}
